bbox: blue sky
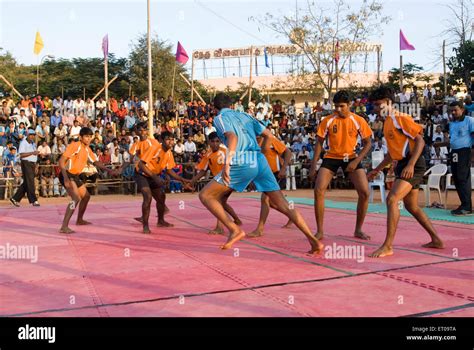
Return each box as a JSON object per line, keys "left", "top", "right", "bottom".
{"left": 0, "top": 0, "right": 456, "bottom": 75}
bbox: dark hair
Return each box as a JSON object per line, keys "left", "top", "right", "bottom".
{"left": 213, "top": 93, "right": 233, "bottom": 110}
{"left": 333, "top": 90, "right": 351, "bottom": 104}
{"left": 160, "top": 131, "right": 173, "bottom": 140}
{"left": 369, "top": 85, "right": 396, "bottom": 103}
{"left": 208, "top": 132, "right": 219, "bottom": 140}
{"left": 449, "top": 101, "right": 464, "bottom": 109}
{"left": 80, "top": 127, "right": 94, "bottom": 137}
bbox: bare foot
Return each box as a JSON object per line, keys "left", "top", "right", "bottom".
{"left": 221, "top": 230, "right": 246, "bottom": 250}
{"left": 59, "top": 227, "right": 75, "bottom": 234}
{"left": 157, "top": 221, "right": 174, "bottom": 227}
{"left": 354, "top": 231, "right": 371, "bottom": 240}
{"left": 282, "top": 222, "right": 293, "bottom": 229}
{"left": 208, "top": 228, "right": 224, "bottom": 235}
{"left": 234, "top": 218, "right": 243, "bottom": 226}
{"left": 307, "top": 237, "right": 324, "bottom": 255}
{"left": 315, "top": 232, "right": 324, "bottom": 240}
{"left": 143, "top": 226, "right": 151, "bottom": 234}
{"left": 369, "top": 246, "right": 394, "bottom": 258}
{"left": 134, "top": 217, "right": 143, "bottom": 223}
{"left": 247, "top": 229, "right": 263, "bottom": 238}
{"left": 422, "top": 239, "right": 444, "bottom": 249}
{"left": 76, "top": 219, "right": 92, "bottom": 226}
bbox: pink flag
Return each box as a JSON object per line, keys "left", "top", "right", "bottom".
{"left": 102, "top": 34, "right": 109, "bottom": 59}
{"left": 175, "top": 41, "right": 189, "bottom": 64}
{"left": 400, "top": 30, "right": 415, "bottom": 51}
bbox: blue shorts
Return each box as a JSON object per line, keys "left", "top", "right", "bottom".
{"left": 214, "top": 152, "right": 280, "bottom": 193}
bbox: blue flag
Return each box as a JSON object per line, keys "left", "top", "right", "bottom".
{"left": 264, "top": 48, "right": 270, "bottom": 68}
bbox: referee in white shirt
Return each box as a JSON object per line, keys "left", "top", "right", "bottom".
{"left": 10, "top": 129, "right": 40, "bottom": 207}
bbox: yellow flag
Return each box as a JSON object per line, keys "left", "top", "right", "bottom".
{"left": 33, "top": 31, "right": 44, "bottom": 55}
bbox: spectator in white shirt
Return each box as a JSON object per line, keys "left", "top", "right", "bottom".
{"left": 432, "top": 125, "right": 444, "bottom": 142}
{"left": 184, "top": 136, "right": 197, "bottom": 162}
{"left": 423, "top": 84, "right": 436, "bottom": 100}
{"left": 204, "top": 123, "right": 216, "bottom": 136}
{"left": 54, "top": 122, "right": 68, "bottom": 144}
{"left": 37, "top": 140, "right": 52, "bottom": 161}
{"left": 141, "top": 97, "right": 149, "bottom": 115}
{"left": 96, "top": 98, "right": 107, "bottom": 116}
{"left": 70, "top": 120, "right": 82, "bottom": 140}
{"left": 15, "top": 109, "right": 31, "bottom": 128}
{"left": 256, "top": 107, "right": 265, "bottom": 121}
{"left": 398, "top": 86, "right": 411, "bottom": 104}
{"left": 73, "top": 98, "right": 84, "bottom": 115}
{"left": 322, "top": 98, "right": 332, "bottom": 111}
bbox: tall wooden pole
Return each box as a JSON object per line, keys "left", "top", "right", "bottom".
{"left": 171, "top": 61, "right": 177, "bottom": 100}
{"left": 399, "top": 54, "right": 404, "bottom": 92}
{"left": 442, "top": 40, "right": 447, "bottom": 96}
{"left": 191, "top": 54, "right": 195, "bottom": 102}
{"left": 248, "top": 46, "right": 254, "bottom": 107}
{"left": 147, "top": 0, "right": 154, "bottom": 137}
{"left": 376, "top": 46, "right": 381, "bottom": 84}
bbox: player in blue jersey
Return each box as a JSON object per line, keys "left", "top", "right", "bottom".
{"left": 198, "top": 93, "right": 323, "bottom": 254}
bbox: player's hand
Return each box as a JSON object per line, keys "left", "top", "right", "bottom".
{"left": 345, "top": 160, "right": 359, "bottom": 173}
{"left": 401, "top": 164, "right": 414, "bottom": 180}
{"left": 367, "top": 169, "right": 379, "bottom": 181}
{"left": 278, "top": 168, "right": 287, "bottom": 179}
{"left": 222, "top": 164, "right": 231, "bottom": 186}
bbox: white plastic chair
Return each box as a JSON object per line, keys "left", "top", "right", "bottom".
{"left": 369, "top": 171, "right": 386, "bottom": 203}
{"left": 419, "top": 164, "right": 448, "bottom": 208}
{"left": 472, "top": 168, "right": 474, "bottom": 190}
{"left": 444, "top": 173, "right": 456, "bottom": 205}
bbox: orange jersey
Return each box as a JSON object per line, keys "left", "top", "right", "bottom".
{"left": 62, "top": 141, "right": 98, "bottom": 175}
{"left": 317, "top": 113, "right": 372, "bottom": 160}
{"left": 259, "top": 137, "right": 287, "bottom": 173}
{"left": 383, "top": 112, "right": 423, "bottom": 161}
{"left": 140, "top": 143, "right": 176, "bottom": 176}
{"left": 196, "top": 145, "right": 227, "bottom": 176}
{"left": 130, "top": 138, "right": 160, "bottom": 171}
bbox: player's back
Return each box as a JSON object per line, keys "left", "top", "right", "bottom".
{"left": 214, "top": 108, "right": 264, "bottom": 153}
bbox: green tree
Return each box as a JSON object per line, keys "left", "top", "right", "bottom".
{"left": 447, "top": 40, "right": 474, "bottom": 88}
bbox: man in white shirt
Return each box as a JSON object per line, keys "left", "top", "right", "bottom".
{"left": 256, "top": 99, "right": 271, "bottom": 116}
{"left": 73, "top": 98, "right": 84, "bottom": 115}
{"left": 398, "top": 86, "right": 411, "bottom": 104}
{"left": 174, "top": 139, "right": 185, "bottom": 161}
{"left": 184, "top": 136, "right": 197, "bottom": 162}
{"left": 63, "top": 97, "right": 74, "bottom": 114}
{"left": 432, "top": 125, "right": 444, "bottom": 143}
{"left": 96, "top": 97, "right": 107, "bottom": 116}
{"left": 204, "top": 123, "right": 216, "bottom": 136}
{"left": 10, "top": 129, "right": 40, "bottom": 207}
{"left": 322, "top": 98, "right": 332, "bottom": 112}
{"left": 423, "top": 84, "right": 436, "bottom": 100}
{"left": 141, "top": 97, "right": 149, "bottom": 115}
{"left": 256, "top": 107, "right": 265, "bottom": 121}
{"left": 70, "top": 120, "right": 82, "bottom": 140}
{"left": 15, "top": 109, "right": 31, "bottom": 128}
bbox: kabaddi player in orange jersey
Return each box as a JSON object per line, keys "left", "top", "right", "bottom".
{"left": 58, "top": 127, "right": 121, "bottom": 234}
{"left": 190, "top": 132, "right": 242, "bottom": 234}
{"left": 247, "top": 134, "right": 293, "bottom": 237}
{"left": 367, "top": 86, "right": 444, "bottom": 257}
{"left": 309, "top": 90, "right": 373, "bottom": 241}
